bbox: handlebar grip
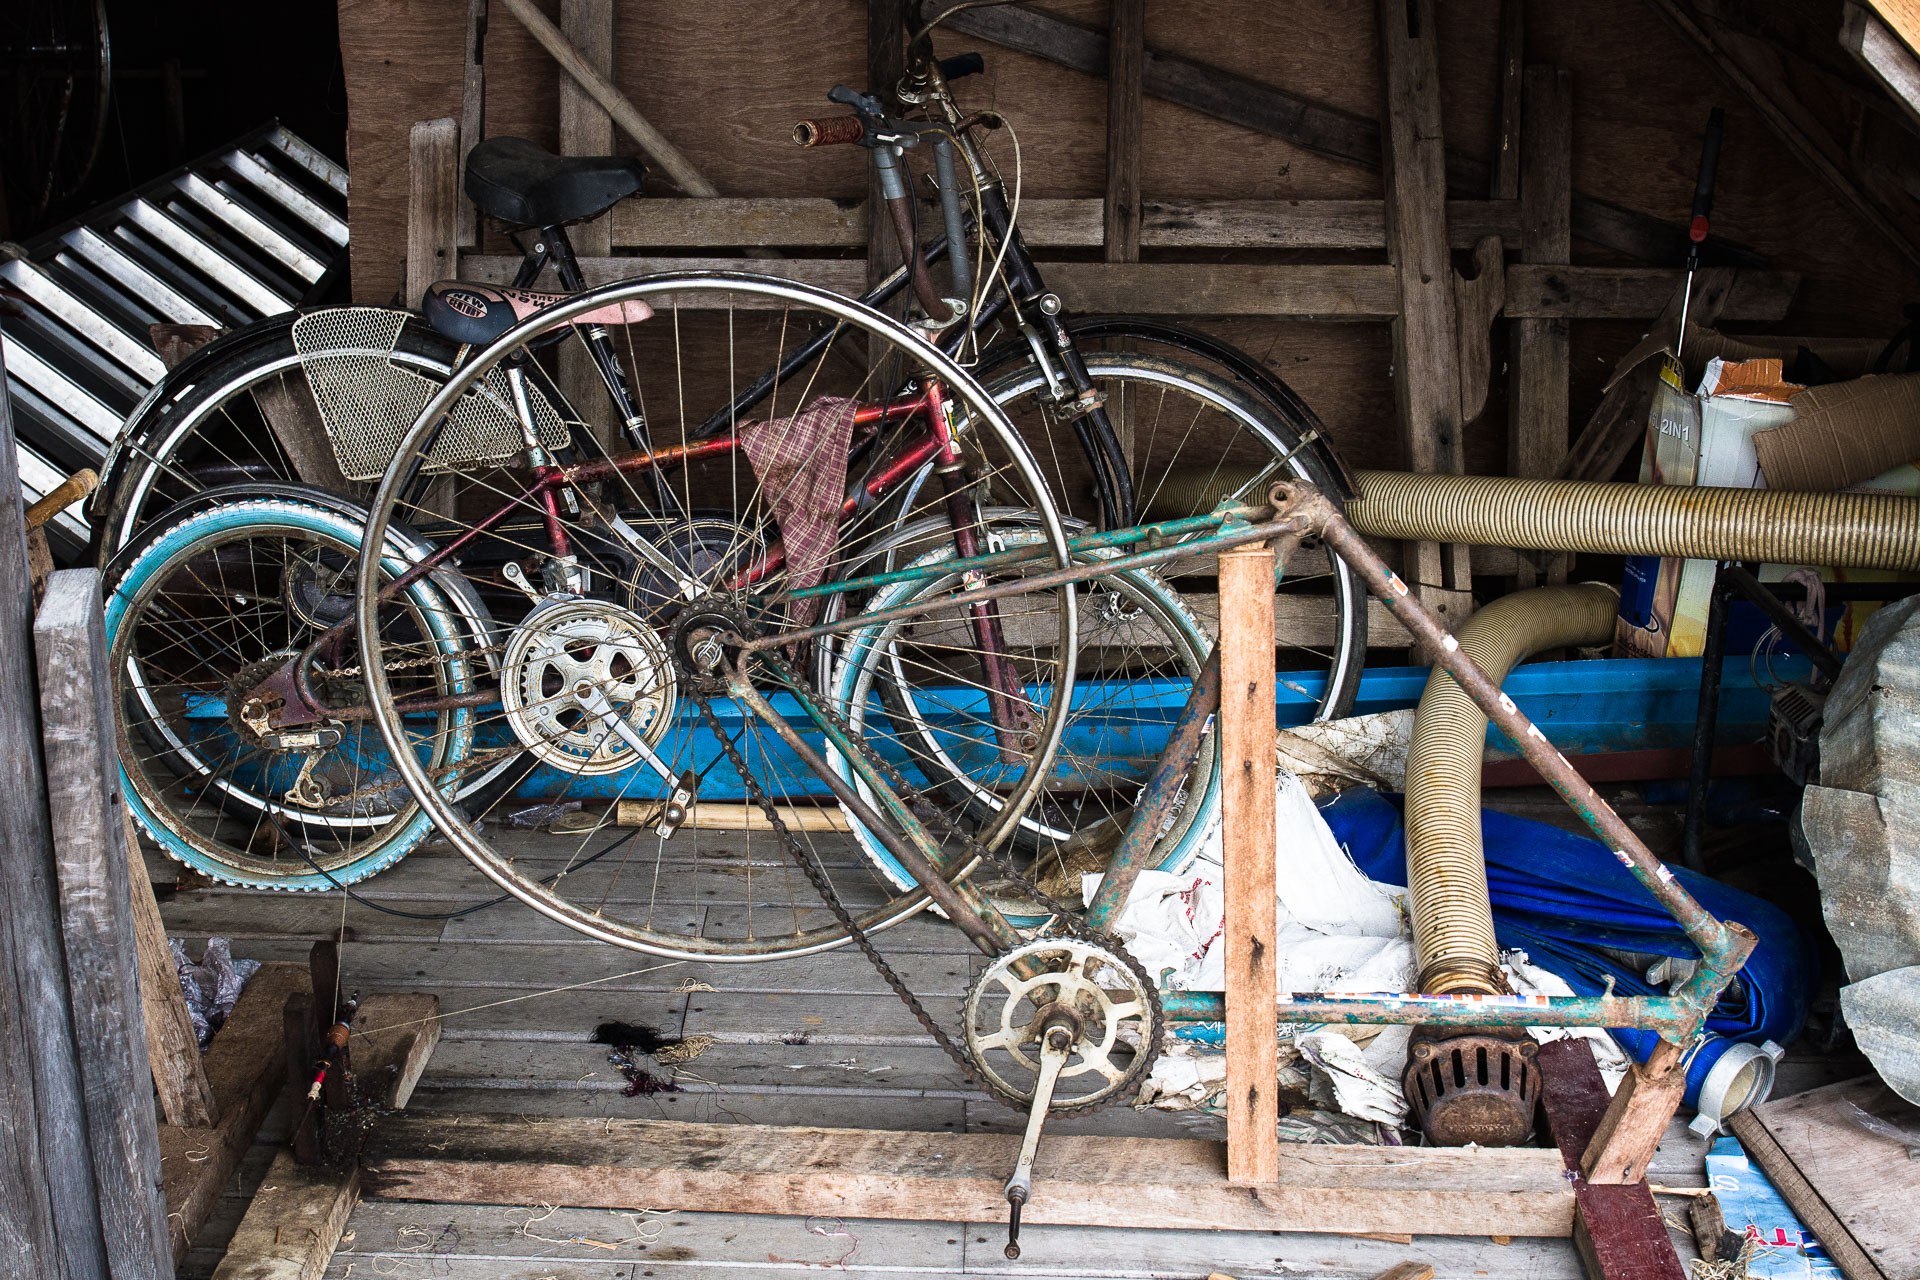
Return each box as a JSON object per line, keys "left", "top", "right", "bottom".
{"left": 793, "top": 115, "right": 868, "bottom": 148}
{"left": 938, "top": 52, "right": 985, "bottom": 80}
{"left": 1690, "top": 107, "right": 1725, "bottom": 244}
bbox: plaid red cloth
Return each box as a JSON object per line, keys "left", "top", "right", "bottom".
{"left": 738, "top": 395, "right": 857, "bottom": 625}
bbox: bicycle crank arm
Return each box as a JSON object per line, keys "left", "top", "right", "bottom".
{"left": 572, "top": 681, "right": 686, "bottom": 790}
{"left": 1003, "top": 1023, "right": 1074, "bottom": 1261}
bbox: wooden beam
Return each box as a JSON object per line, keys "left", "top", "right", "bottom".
{"left": 36, "top": 569, "right": 173, "bottom": 1280}
{"left": 605, "top": 195, "right": 1525, "bottom": 251}
{"left": 405, "top": 118, "right": 459, "bottom": 311}
{"left": 1378, "top": 0, "right": 1471, "bottom": 615}
{"left": 1104, "top": 0, "right": 1144, "bottom": 263}
{"left": 1647, "top": 0, "right": 1920, "bottom": 273}
{"left": 1513, "top": 66, "right": 1574, "bottom": 587}
{"left": 161, "top": 962, "right": 309, "bottom": 1266}
{"left": 1220, "top": 544, "right": 1279, "bottom": 1186}
{"left": 1844, "top": 4, "right": 1920, "bottom": 134}
{"left": 456, "top": 0, "right": 487, "bottom": 248}
{"left": 0, "top": 343, "right": 109, "bottom": 1280}
{"left": 1869, "top": 0, "right": 1920, "bottom": 57}
{"left": 207, "top": 993, "right": 441, "bottom": 1280}
{"left": 363, "top": 1114, "right": 1577, "bottom": 1237}
{"left": 945, "top": 2, "right": 1767, "bottom": 268}
{"left": 125, "top": 812, "right": 216, "bottom": 1128}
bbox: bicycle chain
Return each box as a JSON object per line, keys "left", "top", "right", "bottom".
{"left": 711, "top": 647, "right": 1163, "bottom": 1114}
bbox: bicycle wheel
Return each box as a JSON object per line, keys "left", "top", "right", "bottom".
{"left": 107, "top": 495, "right": 484, "bottom": 889}
{"left": 834, "top": 526, "right": 1216, "bottom": 898}
{"left": 353, "top": 271, "right": 1077, "bottom": 959}
{"left": 92, "top": 312, "right": 469, "bottom": 564}
{"left": 986, "top": 352, "right": 1367, "bottom": 720}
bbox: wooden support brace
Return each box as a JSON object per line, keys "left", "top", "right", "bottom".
{"left": 1219, "top": 544, "right": 1278, "bottom": 1186}
{"left": 457, "top": 0, "right": 488, "bottom": 248}
{"left": 1454, "top": 235, "right": 1506, "bottom": 428}
{"left": 1580, "top": 1038, "right": 1688, "bottom": 1185}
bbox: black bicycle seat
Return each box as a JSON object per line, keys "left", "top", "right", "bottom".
{"left": 464, "top": 136, "right": 646, "bottom": 228}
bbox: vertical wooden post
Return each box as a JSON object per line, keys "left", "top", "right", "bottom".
{"left": 1104, "top": 0, "right": 1144, "bottom": 264}
{"left": 558, "top": 0, "right": 617, "bottom": 448}
{"left": 1377, "top": 0, "right": 1472, "bottom": 627}
{"left": 1490, "top": 0, "right": 1524, "bottom": 202}
{"left": 37, "top": 570, "right": 173, "bottom": 1280}
{"left": 1220, "top": 544, "right": 1278, "bottom": 1186}
{"left": 868, "top": 0, "right": 907, "bottom": 316}
{"left": 1512, "top": 65, "right": 1573, "bottom": 587}
{"left": 406, "top": 119, "right": 460, "bottom": 310}
{"left": 0, "top": 346, "right": 111, "bottom": 1279}
{"left": 457, "top": 0, "right": 489, "bottom": 250}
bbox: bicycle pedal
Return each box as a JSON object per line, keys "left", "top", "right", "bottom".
{"left": 655, "top": 770, "right": 697, "bottom": 839}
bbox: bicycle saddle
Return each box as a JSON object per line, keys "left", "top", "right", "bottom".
{"left": 464, "top": 136, "right": 646, "bottom": 228}
{"left": 422, "top": 280, "right": 653, "bottom": 346}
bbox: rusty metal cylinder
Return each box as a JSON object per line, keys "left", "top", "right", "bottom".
{"left": 1348, "top": 470, "right": 1920, "bottom": 570}
{"left": 792, "top": 115, "right": 867, "bottom": 147}
{"left": 1404, "top": 582, "right": 1620, "bottom": 995}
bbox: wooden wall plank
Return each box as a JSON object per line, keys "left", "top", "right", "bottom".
{"left": 36, "top": 570, "right": 173, "bottom": 1280}
{"left": 1220, "top": 544, "right": 1279, "bottom": 1186}
{"left": 1104, "top": 0, "right": 1144, "bottom": 263}
{"left": 1491, "top": 0, "right": 1525, "bottom": 201}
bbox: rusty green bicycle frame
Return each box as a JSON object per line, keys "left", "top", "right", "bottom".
{"left": 724, "top": 480, "right": 1755, "bottom": 1049}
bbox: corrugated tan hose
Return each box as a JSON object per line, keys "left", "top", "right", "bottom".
{"left": 1404, "top": 583, "right": 1620, "bottom": 994}
{"left": 1349, "top": 471, "right": 1920, "bottom": 570}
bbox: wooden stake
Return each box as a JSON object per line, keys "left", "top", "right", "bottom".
{"left": 1219, "top": 543, "right": 1277, "bottom": 1186}
{"left": 1103, "top": 0, "right": 1144, "bottom": 264}
{"left": 457, "top": 0, "right": 488, "bottom": 249}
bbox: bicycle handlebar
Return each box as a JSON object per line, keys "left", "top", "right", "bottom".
{"left": 792, "top": 115, "right": 867, "bottom": 148}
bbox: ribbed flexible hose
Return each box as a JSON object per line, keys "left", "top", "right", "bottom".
{"left": 1405, "top": 583, "right": 1620, "bottom": 994}
{"left": 1350, "top": 471, "right": 1920, "bottom": 570}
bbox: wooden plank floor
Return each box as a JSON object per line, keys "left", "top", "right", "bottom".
{"left": 148, "top": 821, "right": 1781, "bottom": 1280}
